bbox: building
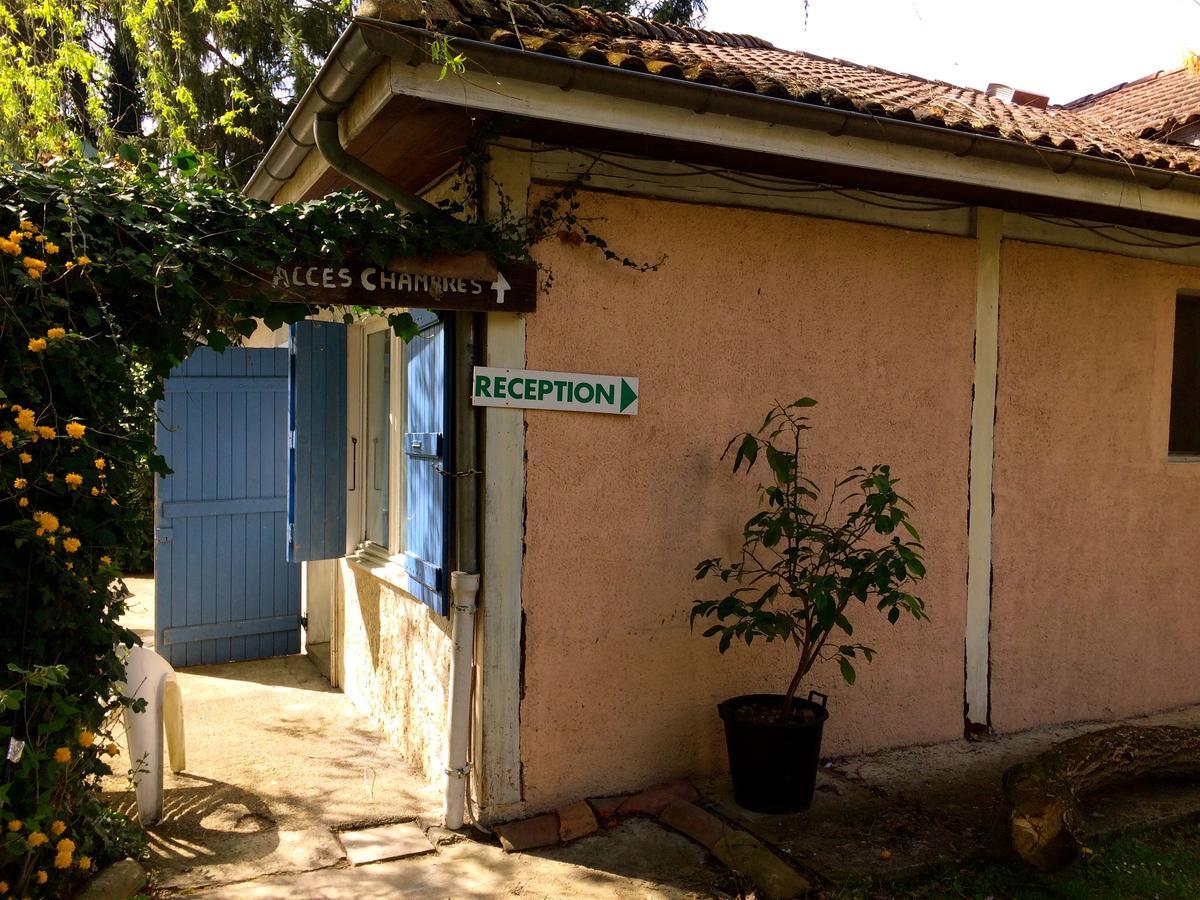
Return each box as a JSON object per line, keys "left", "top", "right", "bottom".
{"left": 243, "top": 1, "right": 1200, "bottom": 823}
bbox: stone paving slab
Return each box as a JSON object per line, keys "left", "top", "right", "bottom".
{"left": 336, "top": 821, "right": 434, "bottom": 866}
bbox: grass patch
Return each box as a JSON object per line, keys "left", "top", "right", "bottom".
{"left": 828, "top": 819, "right": 1200, "bottom": 899}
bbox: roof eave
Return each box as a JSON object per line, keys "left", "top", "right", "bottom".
{"left": 246, "top": 18, "right": 1200, "bottom": 225}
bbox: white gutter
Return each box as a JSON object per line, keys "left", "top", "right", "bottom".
{"left": 244, "top": 24, "right": 386, "bottom": 200}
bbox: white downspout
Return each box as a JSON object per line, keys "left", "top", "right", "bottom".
{"left": 444, "top": 570, "right": 479, "bottom": 829}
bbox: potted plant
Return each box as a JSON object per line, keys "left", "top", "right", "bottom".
{"left": 692, "top": 398, "right": 928, "bottom": 813}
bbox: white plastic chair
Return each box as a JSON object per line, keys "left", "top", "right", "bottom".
{"left": 118, "top": 645, "right": 185, "bottom": 825}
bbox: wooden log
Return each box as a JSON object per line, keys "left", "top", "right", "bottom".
{"left": 1002, "top": 725, "right": 1200, "bottom": 870}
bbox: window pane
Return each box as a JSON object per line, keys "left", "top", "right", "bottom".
{"left": 365, "top": 330, "right": 390, "bottom": 546}
{"left": 1170, "top": 297, "right": 1200, "bottom": 454}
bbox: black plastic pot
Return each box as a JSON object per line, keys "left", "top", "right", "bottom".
{"left": 717, "top": 692, "right": 829, "bottom": 814}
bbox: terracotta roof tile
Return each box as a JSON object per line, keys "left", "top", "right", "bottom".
{"left": 1064, "top": 67, "right": 1200, "bottom": 140}
{"left": 355, "top": 0, "right": 1200, "bottom": 174}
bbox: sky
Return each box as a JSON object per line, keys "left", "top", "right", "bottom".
{"left": 702, "top": 0, "right": 1200, "bottom": 105}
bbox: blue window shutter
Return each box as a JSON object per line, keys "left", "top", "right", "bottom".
{"left": 288, "top": 321, "right": 349, "bottom": 562}
{"left": 403, "top": 316, "right": 452, "bottom": 615}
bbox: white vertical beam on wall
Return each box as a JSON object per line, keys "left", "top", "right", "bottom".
{"left": 965, "top": 207, "right": 1003, "bottom": 729}
{"left": 475, "top": 139, "right": 532, "bottom": 818}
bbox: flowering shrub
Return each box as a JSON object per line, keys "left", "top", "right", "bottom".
{"left": 0, "top": 157, "right": 526, "bottom": 895}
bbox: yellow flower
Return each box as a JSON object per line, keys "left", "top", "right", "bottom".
{"left": 26, "top": 265, "right": 43, "bottom": 280}
{"left": 49, "top": 820, "right": 65, "bottom": 837}
{"left": 33, "top": 510, "right": 59, "bottom": 534}
{"left": 54, "top": 850, "right": 72, "bottom": 869}
{"left": 65, "top": 421, "right": 85, "bottom": 438}
{"left": 36, "top": 869, "right": 47, "bottom": 884}
{"left": 100, "top": 555, "right": 112, "bottom": 566}
{"left": 78, "top": 855, "right": 91, "bottom": 870}
{"left": 0, "top": 879, "right": 7, "bottom": 892}
{"left": 8, "top": 230, "right": 22, "bottom": 243}
{"left": 64, "top": 473, "right": 82, "bottom": 489}
{"left": 53, "top": 747, "right": 70, "bottom": 764}
{"left": 94, "top": 457, "right": 106, "bottom": 470}
{"left": 0, "top": 430, "right": 12, "bottom": 448}
{"left": 90, "top": 487, "right": 100, "bottom": 497}
{"left": 12, "top": 477, "right": 26, "bottom": 489}
{"left": 62, "top": 537, "right": 80, "bottom": 553}
{"left": 76, "top": 255, "right": 91, "bottom": 266}
{"left": 15, "top": 408, "right": 35, "bottom": 432}
{"left": 19, "top": 452, "right": 31, "bottom": 463}
{"left": 0, "top": 238, "right": 19, "bottom": 255}
{"left": 46, "top": 327, "right": 65, "bottom": 340}
{"left": 27, "top": 337, "right": 46, "bottom": 352}
{"left": 34, "top": 233, "right": 45, "bottom": 242}
{"left": 6, "top": 820, "right": 21, "bottom": 832}
{"left": 36, "top": 426, "right": 55, "bottom": 440}
{"left": 23, "top": 256, "right": 46, "bottom": 272}
{"left": 19, "top": 220, "right": 36, "bottom": 232}
{"left": 27, "top": 831, "right": 47, "bottom": 847}
{"left": 44, "top": 242, "right": 59, "bottom": 255}
{"left": 47, "top": 535, "right": 56, "bottom": 545}
{"left": 77, "top": 730, "right": 94, "bottom": 747}
{"left": 55, "top": 838, "right": 74, "bottom": 854}
{"left": 18, "top": 497, "right": 28, "bottom": 507}
{"left": 106, "top": 742, "right": 119, "bottom": 755}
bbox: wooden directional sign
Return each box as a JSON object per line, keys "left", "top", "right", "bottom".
{"left": 252, "top": 254, "right": 537, "bottom": 313}
{"left": 472, "top": 366, "right": 639, "bottom": 416}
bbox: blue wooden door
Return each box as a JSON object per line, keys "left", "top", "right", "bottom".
{"left": 154, "top": 348, "right": 301, "bottom": 666}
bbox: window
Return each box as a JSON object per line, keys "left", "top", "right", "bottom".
{"left": 351, "top": 319, "right": 403, "bottom": 557}
{"left": 344, "top": 314, "right": 450, "bottom": 614}
{"left": 1170, "top": 295, "right": 1200, "bottom": 456}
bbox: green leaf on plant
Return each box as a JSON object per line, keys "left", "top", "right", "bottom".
{"left": 839, "top": 657, "right": 856, "bottom": 684}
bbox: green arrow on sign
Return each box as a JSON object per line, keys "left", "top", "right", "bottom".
{"left": 620, "top": 378, "right": 638, "bottom": 413}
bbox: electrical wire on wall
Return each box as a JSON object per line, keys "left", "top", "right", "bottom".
{"left": 519, "top": 143, "right": 1200, "bottom": 254}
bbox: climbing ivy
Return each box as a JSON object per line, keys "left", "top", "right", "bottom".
{"left": 0, "top": 155, "right": 529, "bottom": 896}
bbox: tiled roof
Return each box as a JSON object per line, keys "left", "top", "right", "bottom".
{"left": 1064, "top": 67, "right": 1200, "bottom": 140}
{"left": 356, "top": 0, "right": 1200, "bottom": 175}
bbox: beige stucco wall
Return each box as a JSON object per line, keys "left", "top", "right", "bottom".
{"left": 336, "top": 561, "right": 452, "bottom": 779}
{"left": 990, "top": 241, "right": 1200, "bottom": 732}
{"left": 519, "top": 188, "right": 977, "bottom": 810}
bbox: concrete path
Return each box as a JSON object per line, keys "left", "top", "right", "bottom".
{"left": 107, "top": 578, "right": 727, "bottom": 899}
{"left": 182, "top": 819, "right": 726, "bottom": 899}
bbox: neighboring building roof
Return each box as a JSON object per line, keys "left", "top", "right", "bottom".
{"left": 1064, "top": 67, "right": 1200, "bottom": 140}
{"left": 356, "top": 0, "right": 1200, "bottom": 173}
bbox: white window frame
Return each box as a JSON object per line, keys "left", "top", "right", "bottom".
{"left": 346, "top": 317, "right": 406, "bottom": 567}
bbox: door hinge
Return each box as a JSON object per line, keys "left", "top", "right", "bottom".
{"left": 299, "top": 614, "right": 308, "bottom": 628}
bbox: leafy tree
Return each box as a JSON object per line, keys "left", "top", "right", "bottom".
{"left": 0, "top": 1, "right": 350, "bottom": 184}
{"left": 0, "top": 1, "right": 705, "bottom": 186}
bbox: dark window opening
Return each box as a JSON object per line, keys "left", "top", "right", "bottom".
{"left": 1170, "top": 295, "right": 1200, "bottom": 455}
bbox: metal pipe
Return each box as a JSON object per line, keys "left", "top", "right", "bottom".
{"left": 312, "top": 112, "right": 443, "bottom": 217}
{"left": 444, "top": 570, "right": 479, "bottom": 830}
{"left": 454, "top": 314, "right": 480, "bottom": 574}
